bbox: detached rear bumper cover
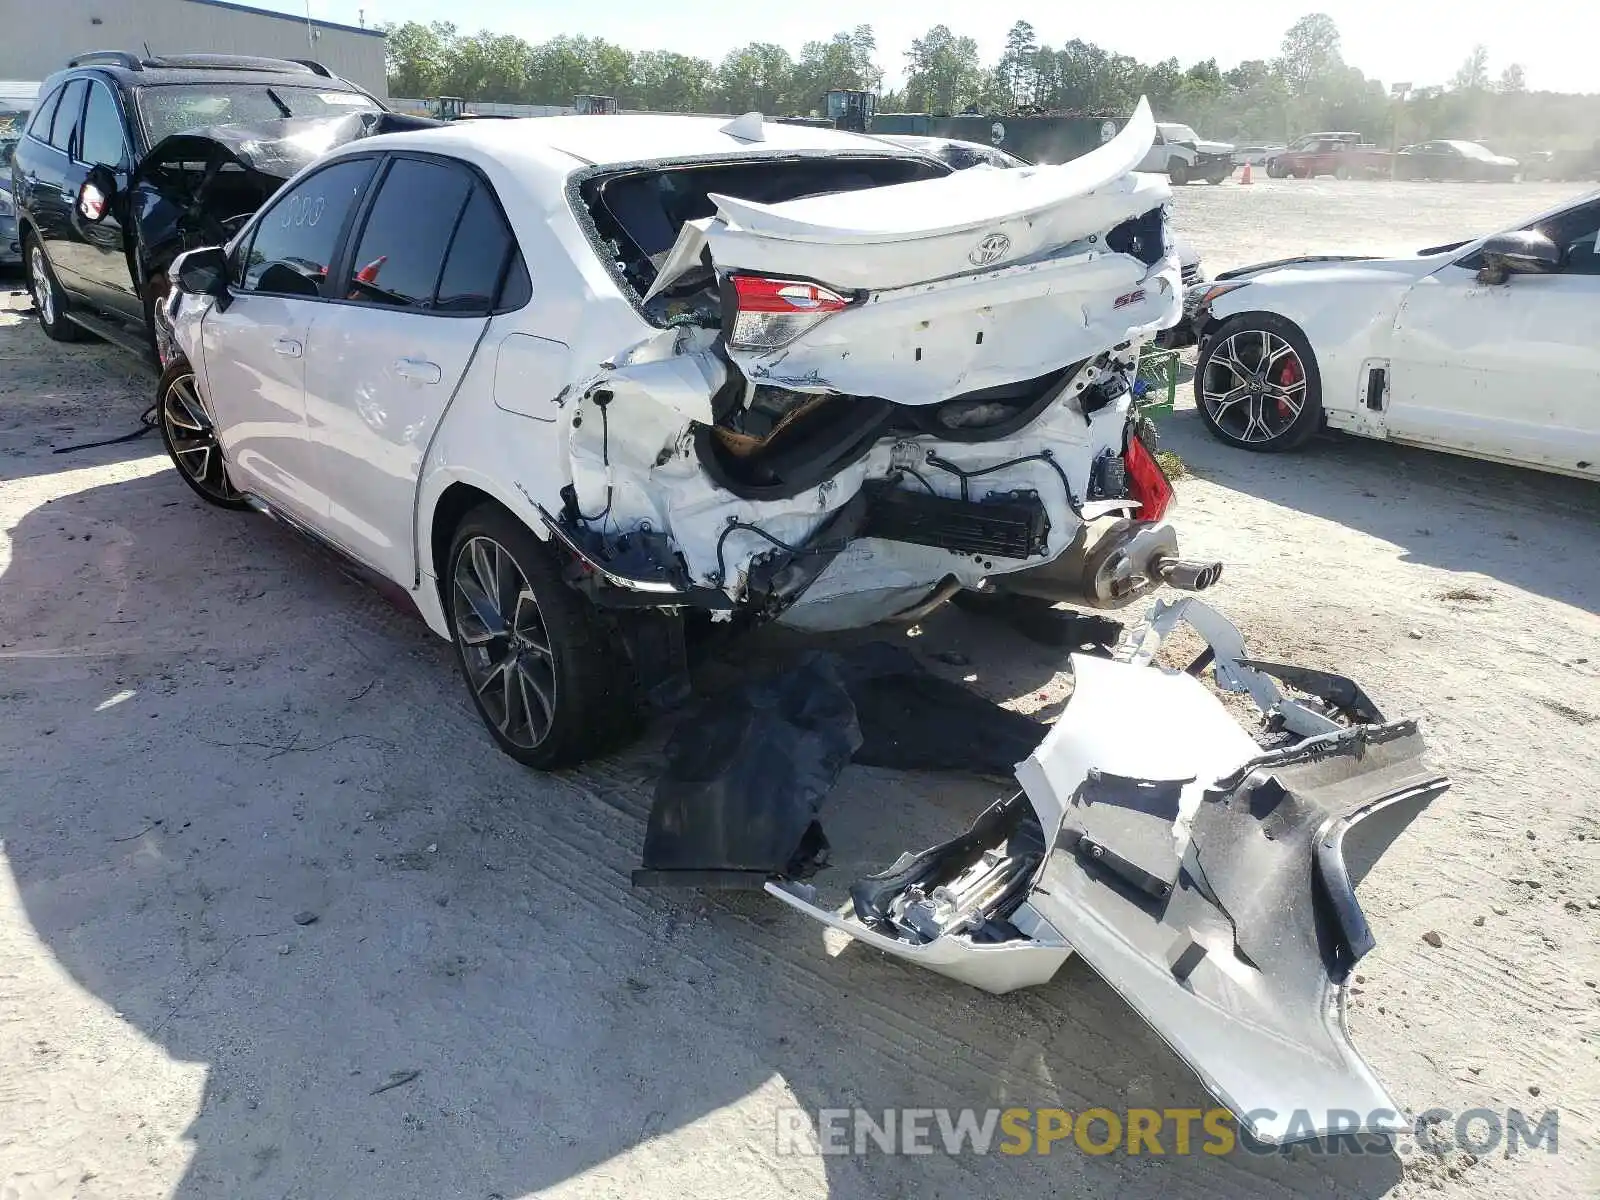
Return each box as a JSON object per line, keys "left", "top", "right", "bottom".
{"left": 770, "top": 598, "right": 1448, "bottom": 1144}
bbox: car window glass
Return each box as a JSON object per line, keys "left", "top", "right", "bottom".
{"left": 435, "top": 183, "right": 516, "bottom": 313}
{"left": 48, "top": 80, "right": 86, "bottom": 152}
{"left": 1565, "top": 228, "right": 1600, "bottom": 275}
{"left": 27, "top": 87, "right": 61, "bottom": 139}
{"left": 240, "top": 157, "right": 374, "bottom": 297}
{"left": 345, "top": 158, "right": 472, "bottom": 310}
{"left": 78, "top": 83, "right": 128, "bottom": 168}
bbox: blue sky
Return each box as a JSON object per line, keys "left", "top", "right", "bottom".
{"left": 255, "top": 0, "right": 1594, "bottom": 94}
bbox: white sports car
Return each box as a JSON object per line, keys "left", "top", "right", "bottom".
{"left": 1188, "top": 189, "right": 1600, "bottom": 479}
{"left": 157, "top": 100, "right": 1206, "bottom": 767}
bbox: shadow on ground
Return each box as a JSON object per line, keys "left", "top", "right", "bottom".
{"left": 0, "top": 449, "right": 1409, "bottom": 1197}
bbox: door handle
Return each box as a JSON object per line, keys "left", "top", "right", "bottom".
{"left": 273, "top": 337, "right": 303, "bottom": 358}
{"left": 394, "top": 358, "right": 442, "bottom": 385}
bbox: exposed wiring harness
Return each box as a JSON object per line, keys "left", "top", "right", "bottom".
{"left": 924, "top": 448, "right": 1081, "bottom": 516}
{"left": 711, "top": 517, "right": 849, "bottom": 589}
{"left": 572, "top": 391, "right": 614, "bottom": 524}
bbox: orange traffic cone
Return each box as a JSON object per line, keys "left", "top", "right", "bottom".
{"left": 1240, "top": 161, "right": 1254, "bottom": 185}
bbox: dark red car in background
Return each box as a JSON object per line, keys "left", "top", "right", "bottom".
{"left": 1266, "top": 132, "right": 1392, "bottom": 179}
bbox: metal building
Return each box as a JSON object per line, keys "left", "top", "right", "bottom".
{"left": 0, "top": 0, "right": 388, "bottom": 98}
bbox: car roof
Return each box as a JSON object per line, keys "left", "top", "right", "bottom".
{"left": 372, "top": 113, "right": 917, "bottom": 169}
{"left": 38, "top": 58, "right": 368, "bottom": 95}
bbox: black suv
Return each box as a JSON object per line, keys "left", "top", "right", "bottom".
{"left": 12, "top": 52, "right": 384, "bottom": 357}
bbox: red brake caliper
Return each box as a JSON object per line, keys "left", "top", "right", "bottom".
{"left": 1276, "top": 357, "right": 1300, "bottom": 418}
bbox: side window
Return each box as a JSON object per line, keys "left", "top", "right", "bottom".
{"left": 239, "top": 157, "right": 375, "bottom": 298}
{"left": 27, "top": 87, "right": 62, "bottom": 140}
{"left": 48, "top": 80, "right": 87, "bottom": 153}
{"left": 344, "top": 157, "right": 472, "bottom": 310}
{"left": 78, "top": 83, "right": 129, "bottom": 169}
{"left": 436, "top": 183, "right": 521, "bottom": 313}
{"left": 1565, "top": 228, "right": 1600, "bottom": 275}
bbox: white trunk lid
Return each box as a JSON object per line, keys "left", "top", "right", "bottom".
{"left": 646, "top": 98, "right": 1182, "bottom": 407}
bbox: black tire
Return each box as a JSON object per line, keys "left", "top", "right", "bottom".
{"left": 157, "top": 357, "right": 250, "bottom": 509}
{"left": 24, "top": 233, "right": 87, "bottom": 342}
{"left": 445, "top": 504, "right": 635, "bottom": 769}
{"left": 1168, "top": 161, "right": 1189, "bottom": 186}
{"left": 1194, "top": 313, "right": 1323, "bottom": 453}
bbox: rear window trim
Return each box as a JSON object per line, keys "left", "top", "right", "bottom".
{"left": 565, "top": 149, "right": 950, "bottom": 326}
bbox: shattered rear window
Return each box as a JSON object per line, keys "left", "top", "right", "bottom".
{"left": 581, "top": 155, "right": 948, "bottom": 315}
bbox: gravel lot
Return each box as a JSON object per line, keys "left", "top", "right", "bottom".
{"left": 1, "top": 178, "right": 1596, "bottom": 1200}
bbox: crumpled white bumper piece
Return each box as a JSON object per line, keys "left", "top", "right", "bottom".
{"left": 769, "top": 599, "right": 1448, "bottom": 1144}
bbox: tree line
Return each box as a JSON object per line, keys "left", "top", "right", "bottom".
{"left": 384, "top": 13, "right": 1600, "bottom": 154}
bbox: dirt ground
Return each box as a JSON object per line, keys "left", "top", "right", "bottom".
{"left": 1, "top": 178, "right": 1597, "bottom": 1200}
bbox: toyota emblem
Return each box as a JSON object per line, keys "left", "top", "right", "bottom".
{"left": 969, "top": 232, "right": 1011, "bottom": 267}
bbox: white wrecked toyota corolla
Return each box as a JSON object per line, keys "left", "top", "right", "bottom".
{"left": 157, "top": 99, "right": 1448, "bottom": 1144}
{"left": 159, "top": 96, "right": 1208, "bottom": 766}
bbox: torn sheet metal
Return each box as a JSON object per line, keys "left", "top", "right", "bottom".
{"left": 641, "top": 97, "right": 1179, "bottom": 407}
{"left": 766, "top": 600, "right": 1448, "bottom": 1145}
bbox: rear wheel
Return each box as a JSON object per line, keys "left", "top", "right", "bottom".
{"left": 1168, "top": 161, "right": 1189, "bottom": 186}
{"left": 1195, "top": 314, "right": 1323, "bottom": 452}
{"left": 446, "top": 504, "right": 635, "bottom": 768}
{"left": 25, "top": 235, "right": 86, "bottom": 342}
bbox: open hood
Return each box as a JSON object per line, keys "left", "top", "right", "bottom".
{"left": 644, "top": 97, "right": 1181, "bottom": 407}
{"left": 132, "top": 111, "right": 442, "bottom": 278}
{"left": 140, "top": 111, "right": 441, "bottom": 184}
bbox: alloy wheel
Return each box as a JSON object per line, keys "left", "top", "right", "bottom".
{"left": 1200, "top": 329, "right": 1309, "bottom": 444}
{"left": 452, "top": 536, "right": 558, "bottom": 751}
{"left": 162, "top": 372, "right": 236, "bottom": 500}
{"left": 29, "top": 245, "right": 54, "bottom": 326}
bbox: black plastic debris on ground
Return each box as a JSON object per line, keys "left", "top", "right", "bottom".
{"left": 633, "top": 654, "right": 860, "bottom": 889}
{"left": 634, "top": 643, "right": 1046, "bottom": 889}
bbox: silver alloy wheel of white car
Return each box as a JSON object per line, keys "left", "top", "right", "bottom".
{"left": 29, "top": 244, "right": 53, "bottom": 326}
{"left": 1200, "top": 328, "right": 1310, "bottom": 444}
{"left": 452, "top": 535, "right": 559, "bottom": 751}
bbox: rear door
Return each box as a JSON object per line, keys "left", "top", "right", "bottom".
{"left": 1386, "top": 198, "right": 1600, "bottom": 477}
{"left": 301, "top": 154, "right": 511, "bottom": 584}
{"left": 31, "top": 79, "right": 88, "bottom": 288}
{"left": 200, "top": 155, "right": 377, "bottom": 522}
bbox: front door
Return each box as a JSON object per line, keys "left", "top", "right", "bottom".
{"left": 1387, "top": 199, "right": 1600, "bottom": 478}
{"left": 199, "top": 156, "right": 378, "bottom": 521}
{"left": 302, "top": 155, "right": 519, "bottom": 585}
{"left": 58, "top": 79, "right": 138, "bottom": 321}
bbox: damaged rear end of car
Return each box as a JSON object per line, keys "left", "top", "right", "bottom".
{"left": 549, "top": 99, "right": 1213, "bottom": 634}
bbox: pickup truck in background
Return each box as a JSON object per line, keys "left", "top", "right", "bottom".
{"left": 1266, "top": 132, "right": 1392, "bottom": 179}
{"left": 1136, "top": 122, "right": 1235, "bottom": 185}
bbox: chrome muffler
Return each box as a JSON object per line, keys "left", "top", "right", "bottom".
{"left": 1154, "top": 556, "right": 1224, "bottom": 592}
{"left": 994, "top": 516, "right": 1223, "bottom": 609}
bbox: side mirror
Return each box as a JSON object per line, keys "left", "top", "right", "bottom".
{"left": 173, "top": 245, "right": 232, "bottom": 311}
{"left": 1477, "top": 230, "right": 1562, "bottom": 284}
{"left": 76, "top": 166, "right": 118, "bottom": 223}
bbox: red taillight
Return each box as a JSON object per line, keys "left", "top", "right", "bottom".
{"left": 728, "top": 275, "right": 851, "bottom": 351}
{"left": 1124, "top": 432, "right": 1173, "bottom": 523}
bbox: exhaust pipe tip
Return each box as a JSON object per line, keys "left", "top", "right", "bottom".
{"left": 1156, "top": 557, "right": 1225, "bottom": 592}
